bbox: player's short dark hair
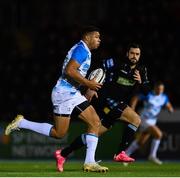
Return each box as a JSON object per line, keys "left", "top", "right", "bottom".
{"left": 154, "top": 81, "right": 164, "bottom": 87}
{"left": 127, "top": 43, "right": 141, "bottom": 52}
{"left": 80, "top": 25, "right": 100, "bottom": 38}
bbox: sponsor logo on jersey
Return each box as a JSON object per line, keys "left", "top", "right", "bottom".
{"left": 103, "top": 107, "right": 110, "bottom": 114}
{"left": 116, "top": 76, "right": 135, "bottom": 86}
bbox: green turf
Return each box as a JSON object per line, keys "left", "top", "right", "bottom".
{"left": 0, "top": 160, "right": 180, "bottom": 177}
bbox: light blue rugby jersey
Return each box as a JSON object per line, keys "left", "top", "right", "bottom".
{"left": 139, "top": 91, "right": 169, "bottom": 119}
{"left": 54, "top": 40, "right": 91, "bottom": 90}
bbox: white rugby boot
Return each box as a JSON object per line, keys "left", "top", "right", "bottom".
{"left": 83, "top": 162, "right": 109, "bottom": 172}
{"left": 148, "top": 155, "right": 162, "bottom": 165}
{"left": 5, "top": 115, "right": 24, "bottom": 135}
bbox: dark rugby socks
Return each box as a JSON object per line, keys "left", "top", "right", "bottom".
{"left": 61, "top": 134, "right": 85, "bottom": 157}
{"left": 117, "top": 122, "right": 137, "bottom": 154}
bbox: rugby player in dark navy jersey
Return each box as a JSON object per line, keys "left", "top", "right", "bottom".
{"left": 55, "top": 43, "right": 150, "bottom": 167}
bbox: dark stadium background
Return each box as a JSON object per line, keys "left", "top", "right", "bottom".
{"left": 0, "top": 0, "right": 180, "bottom": 160}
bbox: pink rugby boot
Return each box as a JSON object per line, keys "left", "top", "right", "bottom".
{"left": 114, "top": 151, "right": 135, "bottom": 162}
{"left": 54, "top": 150, "right": 66, "bottom": 172}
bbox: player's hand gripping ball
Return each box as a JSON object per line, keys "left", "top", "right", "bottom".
{"left": 88, "top": 68, "right": 106, "bottom": 84}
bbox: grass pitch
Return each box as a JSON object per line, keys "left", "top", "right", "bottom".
{"left": 0, "top": 160, "right": 180, "bottom": 177}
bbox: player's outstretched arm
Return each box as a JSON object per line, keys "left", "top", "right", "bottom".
{"left": 166, "top": 102, "right": 174, "bottom": 113}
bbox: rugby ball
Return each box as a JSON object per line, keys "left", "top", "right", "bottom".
{"left": 88, "top": 68, "right": 106, "bottom": 84}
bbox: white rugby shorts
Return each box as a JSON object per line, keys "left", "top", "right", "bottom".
{"left": 51, "top": 87, "right": 87, "bottom": 116}
{"left": 139, "top": 116, "right": 157, "bottom": 132}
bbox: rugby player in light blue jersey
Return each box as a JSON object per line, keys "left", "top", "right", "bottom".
{"left": 5, "top": 26, "right": 108, "bottom": 173}
{"left": 125, "top": 81, "right": 174, "bottom": 165}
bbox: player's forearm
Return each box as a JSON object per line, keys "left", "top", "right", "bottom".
{"left": 168, "top": 105, "right": 174, "bottom": 113}
{"left": 65, "top": 67, "right": 89, "bottom": 86}
{"left": 166, "top": 103, "right": 174, "bottom": 113}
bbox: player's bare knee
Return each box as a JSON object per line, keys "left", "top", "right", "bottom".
{"left": 92, "top": 119, "right": 101, "bottom": 129}
{"left": 54, "top": 131, "right": 66, "bottom": 139}
{"left": 131, "top": 114, "right": 141, "bottom": 127}
{"left": 153, "top": 130, "right": 162, "bottom": 139}
{"left": 157, "top": 131, "right": 163, "bottom": 139}
{"left": 88, "top": 113, "right": 101, "bottom": 127}
{"left": 135, "top": 115, "right": 141, "bottom": 127}
{"left": 123, "top": 108, "right": 141, "bottom": 127}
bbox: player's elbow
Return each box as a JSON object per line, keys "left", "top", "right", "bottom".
{"left": 54, "top": 132, "right": 67, "bottom": 139}
{"left": 65, "top": 67, "right": 74, "bottom": 77}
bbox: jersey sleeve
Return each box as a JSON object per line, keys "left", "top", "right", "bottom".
{"left": 71, "top": 46, "right": 88, "bottom": 64}
{"left": 164, "top": 94, "right": 170, "bottom": 105}
{"left": 103, "top": 58, "right": 114, "bottom": 69}
{"left": 141, "top": 66, "right": 149, "bottom": 84}
{"left": 138, "top": 66, "right": 151, "bottom": 95}
{"left": 102, "top": 58, "right": 115, "bottom": 82}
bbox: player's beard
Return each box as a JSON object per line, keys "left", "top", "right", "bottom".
{"left": 128, "top": 58, "right": 138, "bottom": 66}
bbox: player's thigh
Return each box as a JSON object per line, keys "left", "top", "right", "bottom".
{"left": 79, "top": 105, "right": 101, "bottom": 128}
{"left": 146, "top": 125, "right": 162, "bottom": 139}
{"left": 121, "top": 106, "right": 141, "bottom": 127}
{"left": 52, "top": 88, "right": 86, "bottom": 136}
{"left": 100, "top": 101, "right": 140, "bottom": 130}
{"left": 71, "top": 100, "right": 101, "bottom": 128}
{"left": 53, "top": 115, "right": 70, "bottom": 137}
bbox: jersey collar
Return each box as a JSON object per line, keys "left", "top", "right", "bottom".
{"left": 80, "top": 40, "right": 91, "bottom": 54}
